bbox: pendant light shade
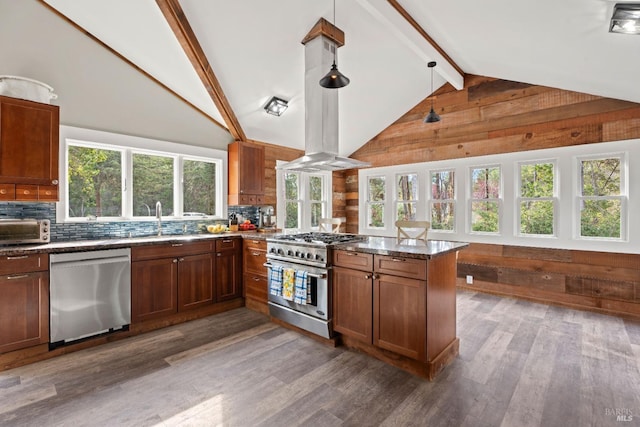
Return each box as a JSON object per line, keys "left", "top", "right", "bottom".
{"left": 319, "top": 0, "right": 349, "bottom": 89}
{"left": 424, "top": 61, "right": 441, "bottom": 123}
{"left": 319, "top": 61, "right": 350, "bottom": 88}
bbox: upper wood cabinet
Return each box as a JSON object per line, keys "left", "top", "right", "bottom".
{"left": 0, "top": 96, "right": 59, "bottom": 201}
{"left": 228, "top": 141, "right": 265, "bottom": 205}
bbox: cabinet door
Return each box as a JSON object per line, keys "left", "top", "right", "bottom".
{"left": 374, "top": 274, "right": 426, "bottom": 361}
{"left": 131, "top": 258, "right": 178, "bottom": 322}
{"left": 177, "top": 253, "right": 214, "bottom": 311}
{"left": 0, "top": 271, "right": 49, "bottom": 354}
{"left": 0, "top": 96, "right": 59, "bottom": 185}
{"left": 238, "top": 142, "right": 264, "bottom": 195}
{"left": 332, "top": 266, "right": 373, "bottom": 343}
{"left": 215, "top": 249, "right": 242, "bottom": 301}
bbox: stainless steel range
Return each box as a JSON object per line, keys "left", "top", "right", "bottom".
{"left": 265, "top": 232, "right": 365, "bottom": 338}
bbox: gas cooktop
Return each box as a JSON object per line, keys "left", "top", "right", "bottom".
{"left": 270, "top": 232, "right": 364, "bottom": 245}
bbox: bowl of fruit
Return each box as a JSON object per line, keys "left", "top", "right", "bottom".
{"left": 238, "top": 220, "right": 256, "bottom": 231}
{"left": 207, "top": 224, "right": 228, "bottom": 234}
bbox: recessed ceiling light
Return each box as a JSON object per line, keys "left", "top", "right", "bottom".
{"left": 264, "top": 96, "right": 289, "bottom": 116}
{"left": 610, "top": 3, "right": 640, "bottom": 34}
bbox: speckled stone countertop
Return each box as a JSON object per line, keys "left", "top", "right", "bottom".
{"left": 333, "top": 236, "right": 468, "bottom": 260}
{"left": 0, "top": 231, "right": 274, "bottom": 256}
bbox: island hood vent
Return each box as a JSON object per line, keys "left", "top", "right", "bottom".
{"left": 278, "top": 29, "right": 369, "bottom": 172}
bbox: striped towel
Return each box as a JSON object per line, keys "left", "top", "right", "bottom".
{"left": 282, "top": 268, "right": 296, "bottom": 301}
{"left": 293, "top": 270, "right": 309, "bottom": 305}
{"left": 269, "top": 265, "right": 283, "bottom": 296}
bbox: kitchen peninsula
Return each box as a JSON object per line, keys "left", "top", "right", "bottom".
{"left": 332, "top": 237, "right": 468, "bottom": 380}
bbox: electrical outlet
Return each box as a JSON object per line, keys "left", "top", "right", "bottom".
{"left": 466, "top": 275, "right": 473, "bottom": 285}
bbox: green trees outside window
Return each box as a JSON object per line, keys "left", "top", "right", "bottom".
{"left": 519, "top": 162, "right": 555, "bottom": 235}
{"left": 396, "top": 174, "right": 418, "bottom": 221}
{"left": 430, "top": 170, "right": 455, "bottom": 230}
{"left": 132, "top": 153, "right": 173, "bottom": 217}
{"left": 367, "top": 176, "right": 385, "bottom": 228}
{"left": 470, "top": 166, "right": 500, "bottom": 233}
{"left": 580, "top": 157, "right": 622, "bottom": 238}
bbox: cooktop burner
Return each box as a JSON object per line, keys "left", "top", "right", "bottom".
{"left": 272, "top": 232, "right": 363, "bottom": 245}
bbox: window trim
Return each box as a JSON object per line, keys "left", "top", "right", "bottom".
{"left": 58, "top": 125, "right": 227, "bottom": 223}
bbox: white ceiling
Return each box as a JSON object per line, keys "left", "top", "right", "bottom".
{"left": 43, "top": 0, "right": 639, "bottom": 156}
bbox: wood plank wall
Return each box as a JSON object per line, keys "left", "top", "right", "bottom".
{"left": 340, "top": 74, "right": 640, "bottom": 319}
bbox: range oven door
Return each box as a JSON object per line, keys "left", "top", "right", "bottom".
{"left": 264, "top": 259, "right": 332, "bottom": 338}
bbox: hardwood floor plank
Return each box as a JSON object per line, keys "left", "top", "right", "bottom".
{"left": 0, "top": 292, "right": 639, "bottom": 426}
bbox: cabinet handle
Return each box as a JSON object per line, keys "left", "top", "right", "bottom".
{"left": 364, "top": 274, "right": 371, "bottom": 279}
{"left": 173, "top": 259, "right": 178, "bottom": 263}
{"left": 171, "top": 243, "right": 183, "bottom": 247}
{"left": 7, "top": 255, "right": 29, "bottom": 260}
{"left": 178, "top": 258, "right": 185, "bottom": 262}
{"left": 222, "top": 239, "right": 232, "bottom": 243}
{"left": 217, "top": 253, "right": 222, "bottom": 257}
{"left": 23, "top": 190, "right": 30, "bottom": 195}
{"left": 391, "top": 258, "right": 406, "bottom": 262}
{"left": 251, "top": 252, "right": 261, "bottom": 256}
{"left": 6, "top": 274, "right": 29, "bottom": 280}
{"left": 0, "top": 189, "right": 6, "bottom": 195}
{"left": 52, "top": 179, "right": 59, "bottom": 185}
{"left": 252, "top": 240, "right": 259, "bottom": 244}
{"left": 346, "top": 252, "right": 358, "bottom": 256}
{"left": 253, "top": 277, "right": 261, "bottom": 281}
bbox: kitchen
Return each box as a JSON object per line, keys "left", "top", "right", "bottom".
{"left": 1, "top": 0, "right": 640, "bottom": 426}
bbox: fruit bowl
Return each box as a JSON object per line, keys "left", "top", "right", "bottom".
{"left": 207, "top": 225, "right": 228, "bottom": 234}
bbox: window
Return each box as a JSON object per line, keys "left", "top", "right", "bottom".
{"left": 518, "top": 161, "right": 556, "bottom": 236}
{"left": 430, "top": 170, "right": 455, "bottom": 231}
{"left": 67, "top": 144, "right": 123, "bottom": 218}
{"left": 470, "top": 166, "right": 501, "bottom": 233}
{"left": 62, "top": 131, "right": 224, "bottom": 222}
{"left": 277, "top": 167, "right": 331, "bottom": 232}
{"left": 367, "top": 176, "right": 386, "bottom": 228}
{"left": 578, "top": 156, "right": 625, "bottom": 239}
{"left": 396, "top": 173, "right": 418, "bottom": 221}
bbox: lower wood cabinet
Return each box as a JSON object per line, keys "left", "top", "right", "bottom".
{"left": 0, "top": 253, "right": 49, "bottom": 354}
{"left": 243, "top": 239, "right": 267, "bottom": 312}
{"left": 215, "top": 238, "right": 242, "bottom": 302}
{"left": 177, "top": 253, "right": 214, "bottom": 311}
{"left": 333, "top": 266, "right": 373, "bottom": 343}
{"left": 131, "top": 256, "right": 179, "bottom": 322}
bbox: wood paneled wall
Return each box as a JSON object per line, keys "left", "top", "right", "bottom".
{"left": 341, "top": 74, "right": 640, "bottom": 319}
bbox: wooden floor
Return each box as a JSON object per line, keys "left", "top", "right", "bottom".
{"left": 1, "top": 290, "right": 640, "bottom": 426}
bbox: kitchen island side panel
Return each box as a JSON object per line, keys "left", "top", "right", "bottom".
{"left": 426, "top": 250, "right": 458, "bottom": 362}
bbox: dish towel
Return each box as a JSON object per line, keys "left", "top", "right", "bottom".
{"left": 293, "top": 270, "right": 309, "bottom": 305}
{"left": 282, "top": 268, "right": 296, "bottom": 301}
{"left": 269, "top": 265, "right": 283, "bottom": 296}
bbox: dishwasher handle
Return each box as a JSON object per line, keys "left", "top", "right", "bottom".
{"left": 50, "top": 256, "right": 130, "bottom": 269}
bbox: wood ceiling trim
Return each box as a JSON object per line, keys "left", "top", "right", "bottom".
{"left": 36, "top": 0, "right": 227, "bottom": 132}
{"left": 386, "top": 0, "right": 464, "bottom": 77}
{"left": 156, "top": 0, "right": 246, "bottom": 141}
{"left": 301, "top": 18, "right": 345, "bottom": 46}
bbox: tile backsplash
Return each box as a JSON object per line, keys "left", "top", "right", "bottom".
{"left": 0, "top": 202, "right": 263, "bottom": 242}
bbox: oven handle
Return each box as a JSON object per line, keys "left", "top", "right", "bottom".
{"left": 263, "top": 262, "right": 328, "bottom": 279}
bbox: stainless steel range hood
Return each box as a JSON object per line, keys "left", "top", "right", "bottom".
{"left": 278, "top": 23, "right": 370, "bottom": 172}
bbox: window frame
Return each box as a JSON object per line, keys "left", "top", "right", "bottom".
{"left": 58, "top": 126, "right": 226, "bottom": 223}
{"left": 575, "top": 152, "right": 627, "bottom": 241}
{"left": 428, "top": 168, "right": 456, "bottom": 232}
{"left": 516, "top": 159, "right": 558, "bottom": 238}
{"left": 366, "top": 175, "right": 387, "bottom": 230}
{"left": 395, "top": 172, "right": 419, "bottom": 223}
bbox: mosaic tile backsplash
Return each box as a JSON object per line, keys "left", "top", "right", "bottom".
{"left": 0, "top": 203, "right": 262, "bottom": 242}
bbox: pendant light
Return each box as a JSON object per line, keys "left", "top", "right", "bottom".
{"left": 424, "top": 61, "right": 441, "bottom": 123}
{"left": 319, "top": 0, "right": 350, "bottom": 89}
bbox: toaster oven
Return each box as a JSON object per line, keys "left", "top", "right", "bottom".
{"left": 0, "top": 219, "right": 50, "bottom": 245}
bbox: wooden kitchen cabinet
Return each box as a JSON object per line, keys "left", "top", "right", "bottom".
{"left": 0, "top": 253, "right": 49, "bottom": 354}
{"left": 332, "top": 265, "right": 373, "bottom": 343}
{"left": 215, "top": 238, "right": 242, "bottom": 302}
{"left": 243, "top": 239, "right": 268, "bottom": 313}
{"left": 131, "top": 241, "right": 214, "bottom": 322}
{"left": 227, "top": 141, "right": 265, "bottom": 205}
{"left": 0, "top": 96, "right": 59, "bottom": 201}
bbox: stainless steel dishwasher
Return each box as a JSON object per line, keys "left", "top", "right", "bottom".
{"left": 49, "top": 248, "right": 131, "bottom": 346}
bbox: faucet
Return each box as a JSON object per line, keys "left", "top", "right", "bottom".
{"left": 155, "top": 201, "right": 162, "bottom": 236}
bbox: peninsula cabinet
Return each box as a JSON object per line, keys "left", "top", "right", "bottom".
{"left": 215, "top": 237, "right": 242, "bottom": 302}
{"left": 131, "top": 241, "right": 214, "bottom": 322}
{"left": 0, "top": 253, "right": 49, "bottom": 354}
{"left": 0, "top": 96, "right": 59, "bottom": 201}
{"left": 333, "top": 248, "right": 459, "bottom": 380}
{"left": 227, "top": 141, "right": 265, "bottom": 205}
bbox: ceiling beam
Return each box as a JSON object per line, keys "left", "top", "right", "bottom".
{"left": 156, "top": 0, "right": 246, "bottom": 141}
{"left": 356, "top": 0, "right": 464, "bottom": 90}
{"left": 386, "top": 0, "right": 464, "bottom": 77}
{"left": 36, "top": 0, "right": 227, "bottom": 132}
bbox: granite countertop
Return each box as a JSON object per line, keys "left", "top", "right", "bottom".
{"left": 0, "top": 231, "right": 274, "bottom": 256}
{"left": 334, "top": 236, "right": 468, "bottom": 260}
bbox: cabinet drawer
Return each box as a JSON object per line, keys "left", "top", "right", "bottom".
{"left": 244, "top": 238, "right": 266, "bottom": 251}
{"left": 238, "top": 194, "right": 257, "bottom": 205}
{"left": 38, "top": 185, "right": 58, "bottom": 201}
{"left": 0, "top": 184, "right": 15, "bottom": 200}
{"left": 0, "top": 253, "right": 48, "bottom": 275}
{"left": 244, "top": 273, "right": 268, "bottom": 302}
{"left": 333, "top": 250, "right": 373, "bottom": 271}
{"left": 15, "top": 185, "right": 38, "bottom": 201}
{"left": 132, "top": 241, "right": 214, "bottom": 261}
{"left": 216, "top": 237, "right": 241, "bottom": 252}
{"left": 374, "top": 255, "right": 427, "bottom": 280}
{"left": 244, "top": 247, "right": 266, "bottom": 274}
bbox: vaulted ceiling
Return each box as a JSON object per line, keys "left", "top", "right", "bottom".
{"left": 35, "top": 0, "right": 640, "bottom": 155}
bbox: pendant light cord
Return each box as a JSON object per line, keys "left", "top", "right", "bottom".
{"left": 333, "top": 0, "right": 337, "bottom": 66}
